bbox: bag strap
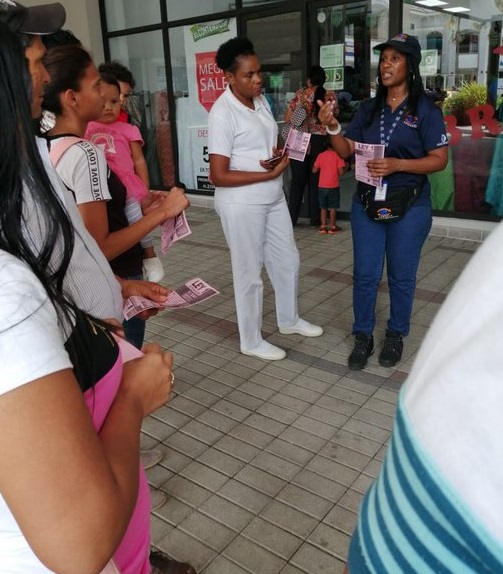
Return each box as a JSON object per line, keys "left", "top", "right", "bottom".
{"left": 49, "top": 136, "right": 85, "bottom": 166}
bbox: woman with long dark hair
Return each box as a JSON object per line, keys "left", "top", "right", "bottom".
{"left": 0, "top": 18, "right": 185, "bottom": 574}
{"left": 285, "top": 64, "right": 335, "bottom": 227}
{"left": 318, "top": 34, "right": 448, "bottom": 371}
{"left": 42, "top": 44, "right": 189, "bottom": 349}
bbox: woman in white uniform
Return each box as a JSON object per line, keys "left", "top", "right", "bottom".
{"left": 208, "top": 37, "right": 323, "bottom": 361}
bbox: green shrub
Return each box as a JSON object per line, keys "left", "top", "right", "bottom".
{"left": 443, "top": 82, "right": 487, "bottom": 125}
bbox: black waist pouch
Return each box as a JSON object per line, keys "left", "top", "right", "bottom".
{"left": 358, "top": 181, "right": 421, "bottom": 223}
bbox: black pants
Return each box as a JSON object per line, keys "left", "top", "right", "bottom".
{"left": 287, "top": 134, "right": 326, "bottom": 226}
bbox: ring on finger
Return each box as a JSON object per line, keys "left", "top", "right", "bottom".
{"left": 170, "top": 372, "right": 175, "bottom": 386}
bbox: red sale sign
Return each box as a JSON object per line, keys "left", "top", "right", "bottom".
{"left": 195, "top": 51, "right": 228, "bottom": 112}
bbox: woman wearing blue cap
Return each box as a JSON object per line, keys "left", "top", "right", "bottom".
{"left": 318, "top": 33, "right": 448, "bottom": 371}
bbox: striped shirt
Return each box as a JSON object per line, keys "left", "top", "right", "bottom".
{"left": 353, "top": 394, "right": 503, "bottom": 573}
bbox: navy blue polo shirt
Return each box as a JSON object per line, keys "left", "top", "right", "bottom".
{"left": 345, "top": 95, "right": 448, "bottom": 206}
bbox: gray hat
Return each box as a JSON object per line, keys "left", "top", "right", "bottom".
{"left": 374, "top": 33, "right": 422, "bottom": 64}
{"left": 0, "top": 0, "right": 65, "bottom": 35}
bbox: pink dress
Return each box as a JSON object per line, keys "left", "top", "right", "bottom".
{"left": 84, "top": 337, "right": 150, "bottom": 574}
{"left": 85, "top": 121, "right": 148, "bottom": 203}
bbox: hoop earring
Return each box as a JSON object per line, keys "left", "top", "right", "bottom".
{"left": 410, "top": 72, "right": 416, "bottom": 82}
{"left": 375, "top": 76, "right": 380, "bottom": 86}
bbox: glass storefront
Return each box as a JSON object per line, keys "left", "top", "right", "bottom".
{"left": 165, "top": 0, "right": 236, "bottom": 22}
{"left": 100, "top": 0, "right": 503, "bottom": 221}
{"left": 109, "top": 30, "right": 176, "bottom": 188}
{"left": 104, "top": 0, "right": 161, "bottom": 32}
{"left": 170, "top": 18, "right": 238, "bottom": 192}
{"left": 403, "top": 0, "right": 503, "bottom": 217}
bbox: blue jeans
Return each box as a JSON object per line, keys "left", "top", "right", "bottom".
{"left": 122, "top": 273, "right": 146, "bottom": 349}
{"left": 350, "top": 201, "right": 432, "bottom": 336}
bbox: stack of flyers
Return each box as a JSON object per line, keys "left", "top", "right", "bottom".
{"left": 284, "top": 128, "right": 312, "bottom": 162}
{"left": 161, "top": 211, "right": 191, "bottom": 255}
{"left": 123, "top": 277, "right": 220, "bottom": 320}
{"left": 354, "top": 142, "right": 385, "bottom": 188}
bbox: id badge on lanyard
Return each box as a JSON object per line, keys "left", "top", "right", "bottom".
{"left": 377, "top": 101, "right": 407, "bottom": 201}
{"left": 374, "top": 180, "right": 388, "bottom": 201}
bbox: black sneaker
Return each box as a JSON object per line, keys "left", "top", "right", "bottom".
{"left": 379, "top": 330, "right": 403, "bottom": 368}
{"left": 348, "top": 333, "right": 374, "bottom": 370}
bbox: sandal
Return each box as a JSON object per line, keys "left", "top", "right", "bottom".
{"left": 318, "top": 226, "right": 328, "bottom": 235}
{"left": 328, "top": 226, "right": 342, "bottom": 235}
{"left": 150, "top": 549, "right": 197, "bottom": 574}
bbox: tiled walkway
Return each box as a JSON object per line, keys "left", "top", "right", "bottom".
{"left": 143, "top": 206, "right": 479, "bottom": 574}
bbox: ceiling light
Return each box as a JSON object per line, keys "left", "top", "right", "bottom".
{"left": 415, "top": 1, "right": 448, "bottom": 6}
{"left": 443, "top": 6, "right": 471, "bottom": 12}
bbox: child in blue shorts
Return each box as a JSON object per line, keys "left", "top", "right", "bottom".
{"left": 312, "top": 138, "right": 346, "bottom": 234}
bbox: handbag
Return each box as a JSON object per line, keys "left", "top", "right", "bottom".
{"left": 358, "top": 180, "right": 423, "bottom": 223}
{"left": 281, "top": 105, "right": 307, "bottom": 141}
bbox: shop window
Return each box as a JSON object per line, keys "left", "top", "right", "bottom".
{"left": 427, "top": 31, "right": 442, "bottom": 51}
{"left": 242, "top": 0, "right": 285, "bottom": 6}
{"left": 310, "top": 1, "right": 389, "bottom": 213}
{"left": 246, "top": 11, "right": 302, "bottom": 121}
{"left": 104, "top": 0, "right": 160, "bottom": 32}
{"left": 109, "top": 31, "right": 175, "bottom": 189}
{"left": 165, "top": 0, "right": 235, "bottom": 22}
{"left": 404, "top": 0, "right": 503, "bottom": 219}
{"left": 458, "top": 30, "right": 478, "bottom": 54}
{"left": 170, "top": 17, "right": 238, "bottom": 192}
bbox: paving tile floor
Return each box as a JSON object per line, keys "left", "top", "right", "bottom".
{"left": 143, "top": 206, "right": 479, "bottom": 574}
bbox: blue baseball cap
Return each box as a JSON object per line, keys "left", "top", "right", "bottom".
{"left": 374, "top": 33, "right": 422, "bottom": 64}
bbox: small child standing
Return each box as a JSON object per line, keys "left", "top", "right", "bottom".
{"left": 85, "top": 73, "right": 164, "bottom": 281}
{"left": 312, "top": 138, "right": 346, "bottom": 235}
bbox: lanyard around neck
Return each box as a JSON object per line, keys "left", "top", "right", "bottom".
{"left": 379, "top": 100, "right": 407, "bottom": 147}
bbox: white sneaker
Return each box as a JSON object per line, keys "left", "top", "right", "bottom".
{"left": 241, "top": 340, "right": 286, "bottom": 361}
{"left": 279, "top": 318, "right": 323, "bottom": 337}
{"left": 143, "top": 256, "right": 164, "bottom": 282}
{"left": 140, "top": 448, "right": 164, "bottom": 469}
{"left": 149, "top": 487, "right": 167, "bottom": 511}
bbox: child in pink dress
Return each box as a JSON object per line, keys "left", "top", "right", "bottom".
{"left": 85, "top": 73, "right": 164, "bottom": 282}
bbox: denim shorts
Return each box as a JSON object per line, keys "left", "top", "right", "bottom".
{"left": 318, "top": 187, "right": 340, "bottom": 209}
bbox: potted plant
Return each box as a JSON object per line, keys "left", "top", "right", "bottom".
{"left": 443, "top": 82, "right": 487, "bottom": 126}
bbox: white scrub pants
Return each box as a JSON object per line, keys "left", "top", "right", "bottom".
{"left": 215, "top": 196, "right": 300, "bottom": 351}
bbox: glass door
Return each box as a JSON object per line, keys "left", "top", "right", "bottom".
{"left": 244, "top": 1, "right": 389, "bottom": 216}
{"left": 310, "top": 1, "right": 376, "bottom": 124}
{"left": 244, "top": 11, "right": 304, "bottom": 122}
{"left": 310, "top": 0, "right": 389, "bottom": 213}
